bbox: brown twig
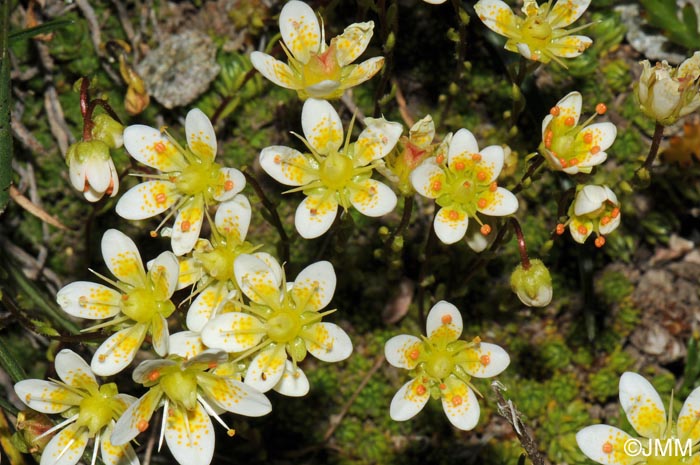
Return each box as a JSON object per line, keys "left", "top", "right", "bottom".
{"left": 393, "top": 77, "right": 414, "bottom": 128}
{"left": 323, "top": 354, "right": 385, "bottom": 442}
{"left": 9, "top": 185, "right": 69, "bottom": 230}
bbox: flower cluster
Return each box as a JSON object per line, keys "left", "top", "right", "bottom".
{"left": 556, "top": 184, "right": 621, "bottom": 247}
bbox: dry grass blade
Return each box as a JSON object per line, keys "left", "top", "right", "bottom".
{"left": 9, "top": 185, "right": 69, "bottom": 230}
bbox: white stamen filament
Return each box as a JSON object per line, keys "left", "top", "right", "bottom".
{"left": 90, "top": 431, "right": 100, "bottom": 465}
{"left": 35, "top": 414, "right": 79, "bottom": 442}
{"left": 158, "top": 399, "right": 168, "bottom": 452}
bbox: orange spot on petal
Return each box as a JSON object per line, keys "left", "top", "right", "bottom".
{"left": 181, "top": 220, "right": 191, "bottom": 232}
{"left": 224, "top": 180, "right": 234, "bottom": 191}
{"left": 416, "top": 384, "right": 427, "bottom": 395}
{"left": 154, "top": 142, "right": 166, "bottom": 153}
{"left": 452, "top": 395, "right": 463, "bottom": 406}
{"left": 577, "top": 225, "right": 588, "bottom": 235}
{"left": 480, "top": 354, "right": 491, "bottom": 366}
{"left": 409, "top": 349, "right": 420, "bottom": 360}
{"left": 602, "top": 441, "right": 613, "bottom": 454}
{"left": 448, "top": 210, "right": 459, "bottom": 220}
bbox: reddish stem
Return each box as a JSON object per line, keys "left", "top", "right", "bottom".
{"left": 510, "top": 217, "right": 530, "bottom": 270}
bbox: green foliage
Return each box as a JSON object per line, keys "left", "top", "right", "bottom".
{"left": 640, "top": 0, "right": 700, "bottom": 50}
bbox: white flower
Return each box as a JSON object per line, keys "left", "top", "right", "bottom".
{"left": 110, "top": 350, "right": 271, "bottom": 465}
{"left": 577, "top": 372, "right": 700, "bottom": 464}
{"left": 116, "top": 108, "right": 245, "bottom": 255}
{"left": 539, "top": 91, "right": 617, "bottom": 174}
{"left": 56, "top": 229, "right": 179, "bottom": 376}
{"left": 637, "top": 52, "right": 700, "bottom": 125}
{"left": 259, "top": 98, "right": 401, "bottom": 239}
{"left": 66, "top": 140, "right": 120, "bottom": 202}
{"left": 385, "top": 301, "right": 510, "bottom": 430}
{"left": 410, "top": 129, "right": 518, "bottom": 244}
{"left": 200, "top": 254, "right": 352, "bottom": 396}
{"left": 558, "top": 184, "right": 621, "bottom": 247}
{"left": 14, "top": 349, "right": 138, "bottom": 465}
{"left": 250, "top": 0, "right": 383, "bottom": 99}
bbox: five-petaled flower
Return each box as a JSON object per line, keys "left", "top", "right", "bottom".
{"left": 475, "top": 0, "right": 592, "bottom": 66}
{"left": 56, "top": 229, "right": 179, "bottom": 376}
{"left": 556, "top": 184, "right": 620, "bottom": 247}
{"left": 539, "top": 91, "right": 617, "bottom": 174}
{"left": 14, "top": 349, "right": 138, "bottom": 465}
{"left": 110, "top": 350, "right": 271, "bottom": 465}
{"left": 259, "top": 98, "right": 401, "bottom": 239}
{"left": 410, "top": 128, "right": 518, "bottom": 245}
{"left": 577, "top": 372, "right": 700, "bottom": 464}
{"left": 201, "top": 254, "right": 352, "bottom": 396}
{"left": 250, "top": 0, "right": 384, "bottom": 100}
{"left": 384, "top": 301, "right": 510, "bottom": 430}
{"left": 116, "top": 108, "right": 245, "bottom": 256}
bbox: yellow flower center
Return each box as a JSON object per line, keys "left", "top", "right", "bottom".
{"left": 302, "top": 45, "right": 341, "bottom": 88}
{"left": 267, "top": 311, "right": 302, "bottom": 344}
{"left": 76, "top": 383, "right": 122, "bottom": 436}
{"left": 160, "top": 369, "right": 199, "bottom": 411}
{"left": 319, "top": 151, "right": 354, "bottom": 190}
{"left": 122, "top": 287, "right": 175, "bottom": 324}
{"left": 175, "top": 159, "right": 223, "bottom": 199}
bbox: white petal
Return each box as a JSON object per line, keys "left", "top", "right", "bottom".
{"left": 306, "top": 322, "right": 353, "bottom": 362}
{"left": 341, "top": 57, "right": 384, "bottom": 89}
{"left": 55, "top": 349, "right": 97, "bottom": 389}
{"left": 132, "top": 359, "right": 177, "bottom": 384}
{"left": 198, "top": 376, "right": 272, "bottom": 416}
{"left": 555, "top": 91, "right": 582, "bottom": 126}
{"left": 259, "top": 146, "right": 318, "bottom": 187}
{"left": 123, "top": 125, "right": 186, "bottom": 172}
{"left": 84, "top": 156, "right": 112, "bottom": 193}
{"left": 185, "top": 108, "right": 217, "bottom": 161}
{"left": 169, "top": 331, "right": 206, "bottom": 359}
{"left": 463, "top": 342, "right": 510, "bottom": 378}
{"left": 516, "top": 43, "right": 533, "bottom": 60}
{"left": 56, "top": 281, "right": 122, "bottom": 320}
{"left": 426, "top": 300, "right": 463, "bottom": 339}
{"left": 110, "top": 388, "right": 162, "bottom": 446}
{"left": 201, "top": 312, "right": 265, "bottom": 352}
{"left": 14, "top": 380, "right": 81, "bottom": 413}
{"left": 244, "top": 347, "right": 287, "bottom": 393}
{"left": 301, "top": 98, "right": 343, "bottom": 155}
{"left": 599, "top": 213, "right": 621, "bottom": 235}
{"left": 295, "top": 195, "right": 339, "bottom": 239}
{"left": 252, "top": 252, "right": 284, "bottom": 286}
{"left": 441, "top": 382, "right": 480, "bottom": 430}
{"left": 410, "top": 158, "right": 444, "bottom": 199}
{"left": 349, "top": 179, "right": 397, "bottom": 217}
{"left": 474, "top": 0, "right": 517, "bottom": 36}
{"left": 575, "top": 424, "right": 636, "bottom": 465}
{"left": 354, "top": 118, "right": 403, "bottom": 166}
{"left": 279, "top": 0, "right": 321, "bottom": 63}
{"left": 678, "top": 385, "right": 700, "bottom": 443}
{"left": 619, "top": 372, "right": 666, "bottom": 438}
{"left": 40, "top": 423, "right": 88, "bottom": 465}
{"left": 171, "top": 195, "right": 205, "bottom": 256}
{"left": 550, "top": 35, "right": 592, "bottom": 58}
{"left": 574, "top": 185, "right": 607, "bottom": 216}
{"left": 477, "top": 187, "right": 519, "bottom": 216}
{"left": 101, "top": 422, "right": 139, "bottom": 465}
{"left": 273, "top": 361, "right": 310, "bottom": 397}
{"left": 250, "top": 52, "right": 299, "bottom": 90}
{"left": 384, "top": 334, "right": 422, "bottom": 369}
{"left": 165, "top": 403, "right": 215, "bottom": 465}
{"left": 333, "top": 21, "right": 374, "bottom": 66}
{"left": 150, "top": 314, "right": 169, "bottom": 357}
{"left": 234, "top": 254, "right": 281, "bottom": 304}
{"left": 214, "top": 195, "right": 251, "bottom": 242}
{"left": 91, "top": 324, "right": 148, "bottom": 376}
{"left": 389, "top": 378, "right": 430, "bottom": 421}
{"left": 434, "top": 207, "right": 469, "bottom": 245}
{"left": 548, "top": 0, "right": 591, "bottom": 28}
{"left": 464, "top": 217, "right": 497, "bottom": 253}
{"left": 448, "top": 129, "right": 479, "bottom": 164}
{"left": 115, "top": 180, "right": 178, "bottom": 220}
{"left": 580, "top": 122, "right": 617, "bottom": 152}
{"left": 291, "top": 261, "right": 336, "bottom": 311}
{"left": 478, "top": 145, "right": 505, "bottom": 182}
{"left": 213, "top": 167, "right": 246, "bottom": 202}
{"left": 569, "top": 217, "right": 593, "bottom": 243}
{"left": 541, "top": 114, "right": 554, "bottom": 138}
{"left": 101, "top": 229, "right": 146, "bottom": 287}
{"left": 304, "top": 80, "right": 342, "bottom": 99}
{"left": 149, "top": 251, "right": 179, "bottom": 299}
{"left": 186, "top": 283, "right": 229, "bottom": 332}
{"left": 69, "top": 159, "right": 86, "bottom": 192}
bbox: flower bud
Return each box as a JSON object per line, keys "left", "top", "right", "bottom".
{"left": 66, "top": 139, "right": 120, "bottom": 202}
{"left": 91, "top": 113, "right": 124, "bottom": 149}
{"left": 510, "top": 259, "right": 552, "bottom": 307}
{"left": 14, "top": 410, "right": 54, "bottom": 455}
{"left": 636, "top": 53, "right": 700, "bottom": 126}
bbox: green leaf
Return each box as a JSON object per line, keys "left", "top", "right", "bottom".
{"left": 0, "top": 0, "right": 11, "bottom": 214}
{"left": 8, "top": 18, "right": 73, "bottom": 43}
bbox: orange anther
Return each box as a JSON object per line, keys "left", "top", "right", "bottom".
{"left": 448, "top": 210, "right": 460, "bottom": 221}
{"left": 147, "top": 370, "right": 160, "bottom": 382}
{"left": 150, "top": 230, "right": 158, "bottom": 238}
{"left": 480, "top": 224, "right": 492, "bottom": 235}
{"left": 480, "top": 354, "right": 491, "bottom": 366}
{"left": 550, "top": 106, "right": 560, "bottom": 116}
{"left": 310, "top": 208, "right": 318, "bottom": 216}
{"left": 489, "top": 182, "right": 498, "bottom": 192}
{"left": 471, "top": 153, "right": 482, "bottom": 162}
{"left": 224, "top": 180, "right": 234, "bottom": 191}
{"left": 602, "top": 442, "right": 613, "bottom": 454}
{"left": 601, "top": 216, "right": 611, "bottom": 226}
{"left": 595, "top": 236, "right": 606, "bottom": 248}
{"left": 455, "top": 161, "right": 466, "bottom": 171}
{"left": 583, "top": 132, "right": 593, "bottom": 144}
{"left": 154, "top": 142, "right": 167, "bottom": 153}
{"left": 137, "top": 420, "right": 149, "bottom": 432}
{"left": 452, "top": 395, "right": 463, "bottom": 406}
{"left": 477, "top": 198, "right": 487, "bottom": 209}
{"left": 569, "top": 158, "right": 578, "bottom": 166}
{"left": 559, "top": 158, "right": 568, "bottom": 168}
{"left": 544, "top": 130, "right": 553, "bottom": 149}
{"left": 208, "top": 362, "right": 218, "bottom": 369}
{"left": 565, "top": 116, "right": 575, "bottom": 126}
{"left": 155, "top": 193, "right": 167, "bottom": 204}
{"left": 556, "top": 223, "right": 565, "bottom": 235}
{"left": 436, "top": 154, "right": 445, "bottom": 164}
{"left": 181, "top": 220, "right": 191, "bottom": 232}
{"left": 577, "top": 225, "right": 588, "bottom": 235}
{"left": 432, "top": 181, "right": 442, "bottom": 191}
{"left": 409, "top": 349, "right": 420, "bottom": 360}
{"left": 462, "top": 181, "right": 471, "bottom": 189}
{"left": 416, "top": 384, "right": 427, "bottom": 395}
{"left": 121, "top": 294, "right": 129, "bottom": 301}
{"left": 611, "top": 207, "right": 620, "bottom": 218}
{"left": 99, "top": 354, "right": 107, "bottom": 362}
{"left": 476, "top": 171, "right": 487, "bottom": 181}
{"left": 590, "top": 145, "right": 600, "bottom": 155}
{"left": 596, "top": 103, "right": 607, "bottom": 115}
{"left": 273, "top": 155, "right": 281, "bottom": 164}
{"left": 83, "top": 183, "right": 90, "bottom": 192}
{"left": 441, "top": 314, "right": 453, "bottom": 324}
{"left": 169, "top": 176, "right": 177, "bottom": 183}
{"left": 369, "top": 186, "right": 377, "bottom": 195}
{"left": 439, "top": 383, "right": 446, "bottom": 390}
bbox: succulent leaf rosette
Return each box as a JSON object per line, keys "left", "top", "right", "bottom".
{"left": 259, "top": 98, "right": 401, "bottom": 239}
{"left": 474, "top": 0, "right": 592, "bottom": 65}
{"left": 14, "top": 349, "right": 138, "bottom": 465}
{"left": 385, "top": 301, "right": 510, "bottom": 430}
{"left": 116, "top": 108, "right": 245, "bottom": 256}
{"left": 250, "top": 0, "right": 384, "bottom": 99}
{"left": 577, "top": 372, "right": 700, "bottom": 464}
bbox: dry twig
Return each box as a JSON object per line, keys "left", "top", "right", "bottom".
{"left": 9, "top": 185, "right": 69, "bottom": 231}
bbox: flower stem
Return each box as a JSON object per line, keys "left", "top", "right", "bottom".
{"left": 243, "top": 169, "right": 290, "bottom": 265}
{"left": 417, "top": 208, "right": 438, "bottom": 330}
{"left": 641, "top": 122, "right": 665, "bottom": 171}
{"left": 510, "top": 217, "right": 530, "bottom": 270}
{"left": 511, "top": 154, "right": 545, "bottom": 195}
{"left": 386, "top": 195, "right": 414, "bottom": 250}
